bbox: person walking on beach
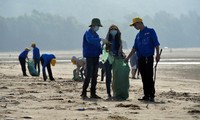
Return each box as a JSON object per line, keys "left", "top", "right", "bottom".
{"left": 81, "top": 18, "right": 108, "bottom": 99}
{"left": 40, "top": 54, "right": 56, "bottom": 81}
{"left": 31, "top": 42, "right": 40, "bottom": 75}
{"left": 103, "top": 24, "right": 123, "bottom": 98}
{"left": 18, "top": 48, "right": 30, "bottom": 76}
{"left": 125, "top": 17, "right": 160, "bottom": 102}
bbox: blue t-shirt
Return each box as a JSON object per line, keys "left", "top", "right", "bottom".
{"left": 133, "top": 27, "right": 160, "bottom": 58}
{"left": 33, "top": 47, "right": 40, "bottom": 60}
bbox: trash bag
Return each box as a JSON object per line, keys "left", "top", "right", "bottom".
{"left": 27, "top": 60, "right": 39, "bottom": 76}
{"left": 72, "top": 69, "right": 83, "bottom": 81}
{"left": 101, "top": 46, "right": 109, "bottom": 64}
{"left": 101, "top": 45, "right": 114, "bottom": 64}
{"left": 112, "top": 57, "right": 130, "bottom": 100}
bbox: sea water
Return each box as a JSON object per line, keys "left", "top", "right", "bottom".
{"left": 0, "top": 48, "right": 200, "bottom": 64}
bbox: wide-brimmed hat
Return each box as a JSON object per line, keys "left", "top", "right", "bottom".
{"left": 130, "top": 17, "right": 143, "bottom": 26}
{"left": 89, "top": 18, "right": 103, "bottom": 27}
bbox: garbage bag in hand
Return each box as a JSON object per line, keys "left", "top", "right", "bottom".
{"left": 112, "top": 58, "right": 130, "bottom": 100}
{"left": 27, "top": 60, "right": 39, "bottom": 76}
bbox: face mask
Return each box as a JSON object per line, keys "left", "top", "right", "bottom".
{"left": 93, "top": 26, "right": 99, "bottom": 32}
{"left": 110, "top": 30, "right": 117, "bottom": 36}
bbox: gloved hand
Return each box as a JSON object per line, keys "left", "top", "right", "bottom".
{"left": 101, "top": 39, "right": 109, "bottom": 44}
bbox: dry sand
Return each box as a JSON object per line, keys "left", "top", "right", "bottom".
{"left": 0, "top": 48, "right": 200, "bottom": 120}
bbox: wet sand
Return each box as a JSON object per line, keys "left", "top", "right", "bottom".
{"left": 0, "top": 48, "right": 200, "bottom": 120}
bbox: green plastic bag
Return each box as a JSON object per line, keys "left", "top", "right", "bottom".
{"left": 112, "top": 58, "right": 130, "bottom": 100}
{"left": 101, "top": 45, "right": 114, "bottom": 64}
{"left": 27, "top": 60, "right": 39, "bottom": 76}
{"left": 101, "top": 45, "right": 109, "bottom": 64}
{"left": 72, "top": 69, "right": 83, "bottom": 81}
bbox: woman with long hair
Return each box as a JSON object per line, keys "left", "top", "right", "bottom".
{"left": 103, "top": 24, "right": 123, "bottom": 98}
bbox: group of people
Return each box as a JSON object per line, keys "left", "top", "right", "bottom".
{"left": 18, "top": 16, "right": 160, "bottom": 102}
{"left": 18, "top": 43, "right": 56, "bottom": 81}
{"left": 81, "top": 17, "right": 160, "bottom": 101}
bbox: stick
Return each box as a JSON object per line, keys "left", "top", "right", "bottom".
{"left": 154, "top": 49, "right": 162, "bottom": 82}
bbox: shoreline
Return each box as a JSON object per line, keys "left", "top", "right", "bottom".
{"left": 1, "top": 48, "right": 200, "bottom": 65}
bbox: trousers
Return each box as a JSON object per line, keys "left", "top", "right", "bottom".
{"left": 19, "top": 57, "right": 27, "bottom": 75}
{"left": 138, "top": 56, "right": 155, "bottom": 98}
{"left": 82, "top": 57, "right": 99, "bottom": 96}
{"left": 104, "top": 60, "right": 112, "bottom": 96}
{"left": 40, "top": 57, "right": 54, "bottom": 80}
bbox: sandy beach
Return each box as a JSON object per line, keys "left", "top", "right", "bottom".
{"left": 0, "top": 48, "right": 200, "bottom": 120}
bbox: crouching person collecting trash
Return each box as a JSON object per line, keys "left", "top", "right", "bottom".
{"left": 71, "top": 56, "right": 86, "bottom": 81}
{"left": 125, "top": 17, "right": 160, "bottom": 102}
{"left": 40, "top": 54, "right": 56, "bottom": 81}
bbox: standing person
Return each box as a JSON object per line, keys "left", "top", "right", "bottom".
{"left": 81, "top": 18, "right": 108, "bottom": 99}
{"left": 105, "top": 25, "right": 129, "bottom": 100}
{"left": 103, "top": 24, "right": 123, "bottom": 98}
{"left": 130, "top": 52, "right": 139, "bottom": 79}
{"left": 125, "top": 17, "right": 160, "bottom": 102}
{"left": 40, "top": 54, "right": 56, "bottom": 81}
{"left": 31, "top": 42, "right": 40, "bottom": 75}
{"left": 18, "top": 48, "right": 30, "bottom": 76}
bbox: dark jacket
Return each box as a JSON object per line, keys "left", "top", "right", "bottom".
{"left": 82, "top": 28, "right": 102, "bottom": 58}
{"left": 19, "top": 50, "right": 29, "bottom": 59}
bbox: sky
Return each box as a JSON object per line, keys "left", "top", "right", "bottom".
{"left": 0, "top": 0, "right": 200, "bottom": 51}
{"left": 0, "top": 0, "right": 199, "bottom": 24}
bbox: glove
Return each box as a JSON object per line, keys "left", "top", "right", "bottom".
{"left": 101, "top": 39, "right": 109, "bottom": 44}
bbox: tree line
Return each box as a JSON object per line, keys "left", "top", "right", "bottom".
{"left": 0, "top": 10, "right": 199, "bottom": 52}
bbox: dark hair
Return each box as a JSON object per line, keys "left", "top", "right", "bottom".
{"left": 105, "top": 25, "right": 122, "bottom": 52}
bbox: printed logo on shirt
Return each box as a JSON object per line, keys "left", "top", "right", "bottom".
{"left": 144, "top": 32, "right": 150, "bottom": 36}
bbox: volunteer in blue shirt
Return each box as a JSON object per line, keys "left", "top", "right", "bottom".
{"left": 125, "top": 17, "right": 160, "bottom": 102}
{"left": 40, "top": 54, "right": 56, "bottom": 81}
{"left": 81, "top": 18, "right": 108, "bottom": 99}
{"left": 18, "top": 48, "right": 30, "bottom": 76}
{"left": 31, "top": 42, "right": 40, "bottom": 75}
